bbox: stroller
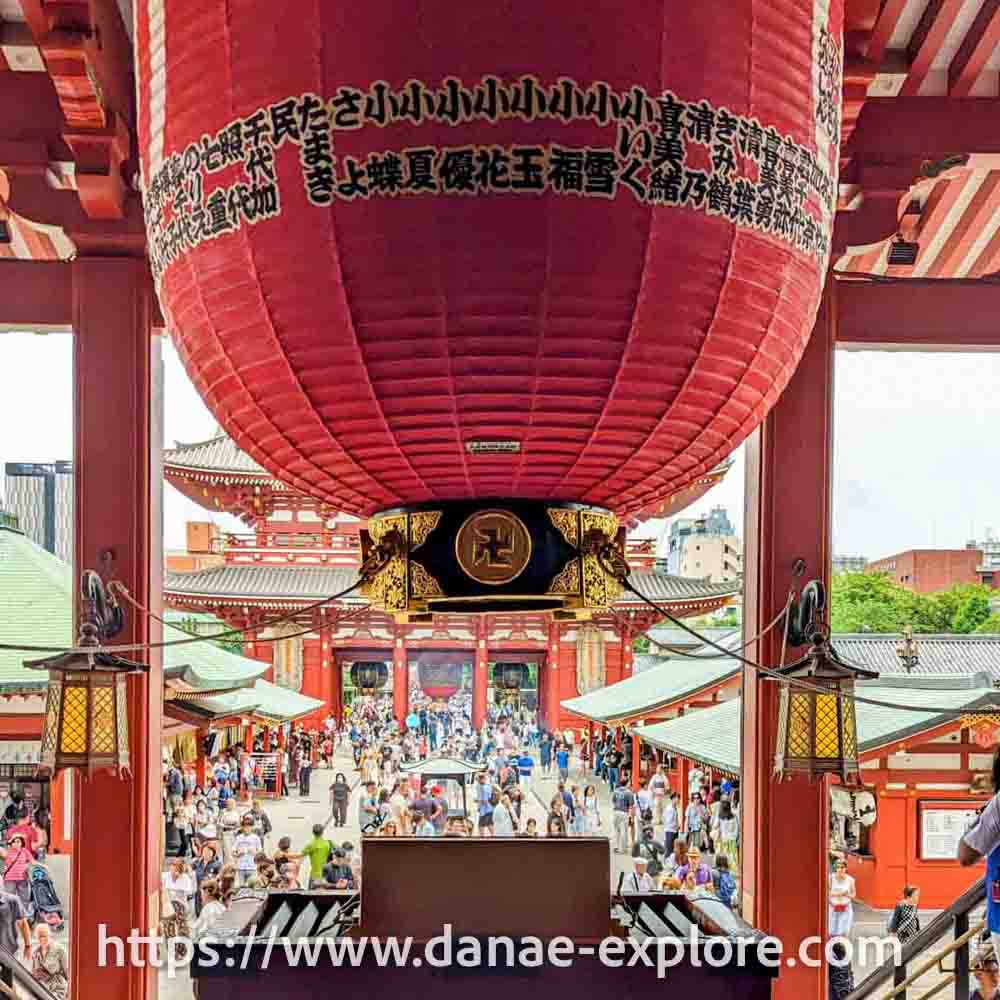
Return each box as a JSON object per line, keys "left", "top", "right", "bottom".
{"left": 27, "top": 863, "right": 64, "bottom": 931}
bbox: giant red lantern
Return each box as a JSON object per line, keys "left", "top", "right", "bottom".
{"left": 418, "top": 662, "right": 463, "bottom": 702}
{"left": 136, "top": 0, "right": 842, "bottom": 617}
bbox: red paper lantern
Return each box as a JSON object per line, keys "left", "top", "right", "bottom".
{"left": 418, "top": 662, "right": 463, "bottom": 701}
{"left": 136, "top": 0, "right": 842, "bottom": 525}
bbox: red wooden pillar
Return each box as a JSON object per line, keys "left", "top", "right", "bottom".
{"left": 472, "top": 616, "right": 489, "bottom": 729}
{"left": 393, "top": 629, "right": 408, "bottom": 726}
{"left": 194, "top": 728, "right": 208, "bottom": 787}
{"left": 631, "top": 731, "right": 641, "bottom": 789}
{"left": 71, "top": 258, "right": 162, "bottom": 1000}
{"left": 741, "top": 284, "right": 835, "bottom": 1000}
{"left": 678, "top": 755, "right": 691, "bottom": 804}
{"left": 330, "top": 653, "right": 343, "bottom": 722}
{"left": 544, "top": 619, "right": 562, "bottom": 732}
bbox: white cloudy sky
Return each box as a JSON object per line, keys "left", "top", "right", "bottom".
{"left": 1, "top": 332, "right": 998, "bottom": 560}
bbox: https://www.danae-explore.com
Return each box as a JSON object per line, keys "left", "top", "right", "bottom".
{"left": 98, "top": 922, "right": 903, "bottom": 978}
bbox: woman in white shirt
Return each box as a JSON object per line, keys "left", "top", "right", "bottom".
{"left": 162, "top": 859, "right": 196, "bottom": 915}
{"left": 218, "top": 799, "right": 241, "bottom": 862}
{"left": 583, "top": 784, "right": 602, "bottom": 834}
{"left": 828, "top": 858, "right": 856, "bottom": 937}
{"left": 193, "top": 878, "right": 227, "bottom": 937}
{"left": 492, "top": 794, "right": 516, "bottom": 837}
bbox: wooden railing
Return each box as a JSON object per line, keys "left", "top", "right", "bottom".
{"left": 847, "top": 876, "right": 986, "bottom": 1000}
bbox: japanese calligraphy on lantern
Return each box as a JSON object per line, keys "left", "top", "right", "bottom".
{"left": 144, "top": 73, "right": 839, "bottom": 283}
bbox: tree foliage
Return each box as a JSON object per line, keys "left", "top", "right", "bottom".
{"left": 830, "top": 572, "right": 997, "bottom": 634}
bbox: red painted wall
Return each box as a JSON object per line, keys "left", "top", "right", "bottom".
{"left": 846, "top": 789, "right": 986, "bottom": 908}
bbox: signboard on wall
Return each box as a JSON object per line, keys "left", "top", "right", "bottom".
{"left": 919, "top": 803, "right": 980, "bottom": 860}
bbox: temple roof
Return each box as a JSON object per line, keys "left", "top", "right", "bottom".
{"left": 164, "top": 434, "right": 272, "bottom": 479}
{"left": 164, "top": 562, "right": 738, "bottom": 607}
{"left": 562, "top": 632, "right": 742, "bottom": 724}
{"left": 832, "top": 633, "right": 1000, "bottom": 681}
{"left": 169, "top": 679, "right": 324, "bottom": 723}
{"left": 0, "top": 525, "right": 267, "bottom": 694}
{"left": 634, "top": 676, "right": 1000, "bottom": 774}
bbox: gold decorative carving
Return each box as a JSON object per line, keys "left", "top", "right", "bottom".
{"left": 409, "top": 511, "right": 442, "bottom": 551}
{"left": 366, "top": 556, "right": 408, "bottom": 613}
{"left": 409, "top": 560, "right": 445, "bottom": 599}
{"left": 547, "top": 508, "right": 579, "bottom": 548}
{"left": 547, "top": 557, "right": 581, "bottom": 596}
{"left": 580, "top": 510, "right": 624, "bottom": 608}
{"left": 455, "top": 509, "right": 532, "bottom": 586}
{"left": 369, "top": 513, "right": 407, "bottom": 544}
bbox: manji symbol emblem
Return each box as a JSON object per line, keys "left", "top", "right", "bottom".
{"left": 455, "top": 509, "right": 532, "bottom": 586}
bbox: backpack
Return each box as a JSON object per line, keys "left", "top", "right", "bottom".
{"left": 489, "top": 786, "right": 500, "bottom": 807}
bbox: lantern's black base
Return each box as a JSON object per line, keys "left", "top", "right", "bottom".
{"left": 360, "top": 499, "right": 626, "bottom": 620}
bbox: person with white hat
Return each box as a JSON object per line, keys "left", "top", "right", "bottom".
{"left": 623, "top": 854, "right": 655, "bottom": 893}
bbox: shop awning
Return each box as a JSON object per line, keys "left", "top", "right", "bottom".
{"left": 165, "top": 679, "right": 323, "bottom": 724}
{"left": 634, "top": 676, "right": 1000, "bottom": 774}
{"left": 560, "top": 633, "right": 742, "bottom": 725}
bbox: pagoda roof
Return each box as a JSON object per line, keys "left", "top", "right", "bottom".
{"left": 164, "top": 434, "right": 274, "bottom": 480}
{"left": 561, "top": 632, "right": 743, "bottom": 724}
{"left": 163, "top": 562, "right": 738, "bottom": 608}
{"left": 0, "top": 525, "right": 267, "bottom": 694}
{"left": 634, "top": 676, "right": 1000, "bottom": 775}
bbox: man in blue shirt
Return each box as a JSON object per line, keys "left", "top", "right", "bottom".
{"left": 555, "top": 745, "right": 570, "bottom": 782}
{"left": 475, "top": 773, "right": 495, "bottom": 836}
{"left": 517, "top": 751, "right": 534, "bottom": 792}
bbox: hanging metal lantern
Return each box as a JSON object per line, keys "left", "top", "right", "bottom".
{"left": 25, "top": 572, "right": 148, "bottom": 778}
{"left": 350, "top": 660, "right": 389, "bottom": 695}
{"left": 493, "top": 662, "right": 529, "bottom": 693}
{"left": 773, "top": 626, "right": 878, "bottom": 784}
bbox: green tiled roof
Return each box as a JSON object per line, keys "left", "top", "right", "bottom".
{"left": 164, "top": 562, "right": 736, "bottom": 608}
{"left": 0, "top": 526, "right": 266, "bottom": 693}
{"left": 561, "top": 634, "right": 743, "bottom": 724}
{"left": 172, "top": 679, "right": 323, "bottom": 723}
{"left": 634, "top": 680, "right": 1000, "bottom": 774}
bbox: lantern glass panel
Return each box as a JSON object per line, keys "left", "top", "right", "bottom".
{"left": 786, "top": 690, "right": 814, "bottom": 758}
{"left": 60, "top": 684, "right": 88, "bottom": 755}
{"left": 92, "top": 684, "right": 116, "bottom": 754}
{"left": 814, "top": 693, "right": 841, "bottom": 759}
{"left": 841, "top": 694, "right": 857, "bottom": 759}
{"left": 41, "top": 681, "right": 60, "bottom": 756}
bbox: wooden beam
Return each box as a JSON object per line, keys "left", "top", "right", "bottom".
{"left": 837, "top": 278, "right": 1000, "bottom": 349}
{"left": 859, "top": 768, "right": 980, "bottom": 784}
{"left": 849, "top": 98, "right": 1000, "bottom": 157}
{"left": 950, "top": 0, "right": 1000, "bottom": 96}
{"left": 901, "top": 0, "right": 967, "bottom": 96}
{"left": 0, "top": 259, "right": 72, "bottom": 327}
{"left": 866, "top": 0, "right": 911, "bottom": 63}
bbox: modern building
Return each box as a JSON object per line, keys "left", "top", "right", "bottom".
{"left": 832, "top": 555, "right": 868, "bottom": 574}
{"left": 2, "top": 461, "right": 73, "bottom": 563}
{"left": 664, "top": 506, "right": 742, "bottom": 583}
{"left": 866, "top": 548, "right": 982, "bottom": 593}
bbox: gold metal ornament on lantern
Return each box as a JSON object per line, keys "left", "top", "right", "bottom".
{"left": 25, "top": 571, "right": 148, "bottom": 778}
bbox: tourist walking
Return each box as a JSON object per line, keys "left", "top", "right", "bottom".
{"left": 611, "top": 776, "right": 635, "bottom": 854}
{"left": 887, "top": 885, "right": 921, "bottom": 943}
{"left": 828, "top": 859, "right": 856, "bottom": 938}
